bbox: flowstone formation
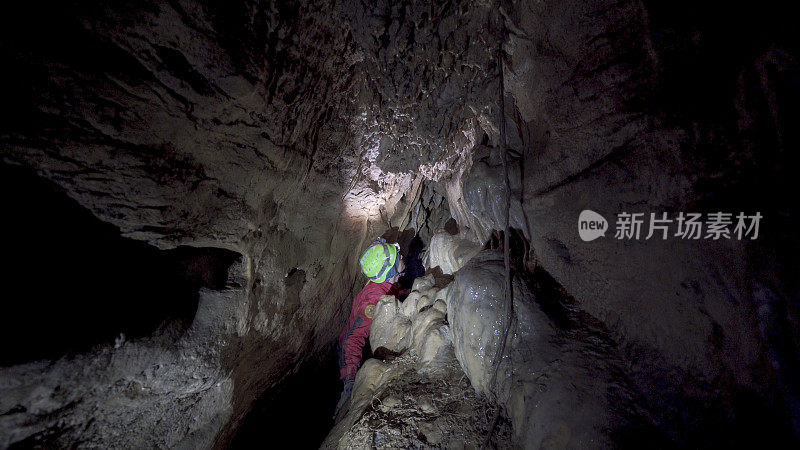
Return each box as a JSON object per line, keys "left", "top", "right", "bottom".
{"left": 327, "top": 238, "right": 630, "bottom": 448}
{"left": 324, "top": 269, "right": 512, "bottom": 449}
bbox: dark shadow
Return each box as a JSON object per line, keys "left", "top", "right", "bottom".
{"left": 444, "top": 217, "right": 459, "bottom": 235}
{"left": 398, "top": 234, "right": 426, "bottom": 295}
{"left": 231, "top": 346, "right": 341, "bottom": 450}
{"left": 613, "top": 384, "right": 800, "bottom": 449}
{"left": 0, "top": 162, "right": 240, "bottom": 366}
{"left": 378, "top": 226, "right": 426, "bottom": 299}
{"left": 483, "top": 228, "right": 799, "bottom": 447}
{"left": 423, "top": 266, "right": 455, "bottom": 289}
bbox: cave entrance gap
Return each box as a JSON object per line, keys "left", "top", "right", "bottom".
{"left": 0, "top": 162, "right": 240, "bottom": 366}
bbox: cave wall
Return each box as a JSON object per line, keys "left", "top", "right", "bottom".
{"left": 2, "top": 0, "right": 360, "bottom": 250}
{"left": 441, "top": 0, "right": 799, "bottom": 437}
{"left": 1, "top": 0, "right": 405, "bottom": 446}
{"left": 501, "top": 0, "right": 758, "bottom": 381}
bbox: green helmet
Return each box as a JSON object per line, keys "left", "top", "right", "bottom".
{"left": 359, "top": 238, "right": 399, "bottom": 283}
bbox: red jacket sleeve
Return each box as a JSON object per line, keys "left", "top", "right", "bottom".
{"left": 340, "top": 316, "right": 370, "bottom": 379}
{"left": 339, "top": 282, "right": 396, "bottom": 380}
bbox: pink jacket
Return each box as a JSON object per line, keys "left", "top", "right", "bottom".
{"left": 338, "top": 281, "right": 400, "bottom": 380}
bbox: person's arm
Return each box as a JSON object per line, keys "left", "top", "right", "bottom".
{"left": 340, "top": 317, "right": 369, "bottom": 380}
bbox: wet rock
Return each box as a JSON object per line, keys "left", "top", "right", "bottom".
{"left": 350, "top": 359, "right": 395, "bottom": 414}
{"left": 401, "top": 292, "right": 419, "bottom": 317}
{"left": 400, "top": 273, "right": 443, "bottom": 315}
{"left": 1, "top": 0, "right": 796, "bottom": 446}
{"left": 410, "top": 273, "right": 436, "bottom": 293}
{"left": 370, "top": 295, "right": 412, "bottom": 354}
{"left": 371, "top": 276, "right": 454, "bottom": 368}
{"left": 424, "top": 229, "right": 483, "bottom": 275}
{"left": 395, "top": 4, "right": 800, "bottom": 443}
{"left": 416, "top": 294, "right": 434, "bottom": 312}
{"left": 326, "top": 272, "right": 482, "bottom": 448}
{"left": 448, "top": 146, "right": 528, "bottom": 245}
{"left": 409, "top": 308, "right": 451, "bottom": 366}
{"left": 447, "top": 251, "right": 545, "bottom": 395}
{"left": 447, "top": 251, "right": 617, "bottom": 448}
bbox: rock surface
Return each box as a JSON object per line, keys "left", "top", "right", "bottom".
{"left": 447, "top": 251, "right": 624, "bottom": 448}
{"left": 0, "top": 259, "right": 247, "bottom": 448}
{"left": 325, "top": 274, "right": 512, "bottom": 449}
{"left": 424, "top": 229, "right": 483, "bottom": 275}
{"left": 330, "top": 252, "right": 629, "bottom": 449}
{"left": 436, "top": 0, "right": 799, "bottom": 442}
{"left": 370, "top": 295, "right": 412, "bottom": 354}
{"left": 324, "top": 353, "right": 512, "bottom": 449}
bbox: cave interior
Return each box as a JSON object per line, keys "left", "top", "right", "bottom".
{"left": 1, "top": 0, "right": 799, "bottom": 448}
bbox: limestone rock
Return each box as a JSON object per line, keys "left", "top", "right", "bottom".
{"left": 322, "top": 354, "right": 512, "bottom": 449}
{"left": 350, "top": 359, "right": 395, "bottom": 414}
{"left": 371, "top": 276, "right": 454, "bottom": 368}
{"left": 446, "top": 251, "right": 616, "bottom": 448}
{"left": 424, "top": 230, "right": 483, "bottom": 275}
{"left": 446, "top": 251, "right": 541, "bottom": 395}
{"left": 0, "top": 259, "right": 247, "bottom": 448}
{"left": 327, "top": 272, "right": 464, "bottom": 447}
{"left": 409, "top": 307, "right": 450, "bottom": 365}
{"left": 370, "top": 295, "right": 412, "bottom": 354}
